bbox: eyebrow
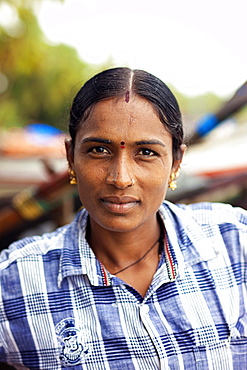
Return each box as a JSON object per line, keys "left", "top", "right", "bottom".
{"left": 80, "top": 137, "right": 166, "bottom": 147}
{"left": 134, "top": 140, "right": 166, "bottom": 147}
{"left": 80, "top": 137, "right": 112, "bottom": 144}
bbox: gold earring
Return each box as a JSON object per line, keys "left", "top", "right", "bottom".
{"left": 169, "top": 170, "right": 180, "bottom": 191}
{"left": 69, "top": 170, "right": 77, "bottom": 185}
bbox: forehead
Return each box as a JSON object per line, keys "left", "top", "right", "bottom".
{"left": 76, "top": 96, "right": 171, "bottom": 141}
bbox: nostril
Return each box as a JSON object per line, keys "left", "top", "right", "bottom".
{"left": 128, "top": 179, "right": 135, "bottom": 187}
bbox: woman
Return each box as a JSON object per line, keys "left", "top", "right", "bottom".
{"left": 0, "top": 67, "right": 246, "bottom": 369}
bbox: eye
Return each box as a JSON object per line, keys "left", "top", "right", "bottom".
{"left": 138, "top": 148, "right": 157, "bottom": 156}
{"left": 88, "top": 146, "right": 110, "bottom": 155}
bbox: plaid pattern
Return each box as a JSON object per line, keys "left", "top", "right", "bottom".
{"left": 0, "top": 201, "right": 246, "bottom": 369}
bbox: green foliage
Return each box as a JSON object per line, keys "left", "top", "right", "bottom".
{"left": 171, "top": 86, "right": 223, "bottom": 118}
{"left": 1, "top": 0, "right": 243, "bottom": 133}
{"left": 0, "top": 1, "right": 109, "bottom": 130}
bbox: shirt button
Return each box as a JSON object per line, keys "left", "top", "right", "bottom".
{"left": 140, "top": 305, "right": 149, "bottom": 314}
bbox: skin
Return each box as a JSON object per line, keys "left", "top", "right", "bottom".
{"left": 66, "top": 95, "right": 185, "bottom": 296}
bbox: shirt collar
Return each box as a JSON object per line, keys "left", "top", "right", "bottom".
{"left": 58, "top": 202, "right": 219, "bottom": 287}
{"left": 160, "top": 201, "right": 219, "bottom": 270}
{"left": 57, "top": 208, "right": 93, "bottom": 287}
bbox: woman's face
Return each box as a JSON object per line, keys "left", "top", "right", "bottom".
{"left": 66, "top": 96, "right": 184, "bottom": 233}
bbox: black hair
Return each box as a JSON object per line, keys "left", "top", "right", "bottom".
{"left": 69, "top": 67, "right": 184, "bottom": 159}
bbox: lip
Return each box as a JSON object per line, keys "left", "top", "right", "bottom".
{"left": 101, "top": 196, "right": 139, "bottom": 213}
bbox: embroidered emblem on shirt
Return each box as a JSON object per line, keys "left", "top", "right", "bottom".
{"left": 55, "top": 317, "right": 89, "bottom": 366}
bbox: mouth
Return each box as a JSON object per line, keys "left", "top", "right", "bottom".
{"left": 100, "top": 196, "right": 140, "bottom": 213}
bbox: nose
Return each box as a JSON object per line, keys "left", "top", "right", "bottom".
{"left": 105, "top": 155, "right": 134, "bottom": 189}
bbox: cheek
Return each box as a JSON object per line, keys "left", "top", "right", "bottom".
{"left": 149, "top": 178, "right": 169, "bottom": 196}
{"left": 148, "top": 162, "right": 171, "bottom": 191}
{"left": 74, "top": 158, "right": 94, "bottom": 177}
{"left": 141, "top": 161, "right": 171, "bottom": 184}
{"left": 138, "top": 167, "right": 170, "bottom": 199}
{"left": 75, "top": 163, "right": 105, "bottom": 190}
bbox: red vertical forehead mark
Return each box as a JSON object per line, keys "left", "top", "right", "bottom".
{"left": 120, "top": 141, "right": 125, "bottom": 149}
{"left": 125, "top": 90, "right": 130, "bottom": 103}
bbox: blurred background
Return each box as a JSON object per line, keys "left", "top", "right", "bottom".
{"left": 0, "top": 0, "right": 247, "bottom": 251}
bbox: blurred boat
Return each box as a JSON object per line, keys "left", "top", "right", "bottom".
{"left": 168, "top": 120, "right": 247, "bottom": 207}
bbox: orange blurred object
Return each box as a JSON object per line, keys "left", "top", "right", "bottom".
{"left": 0, "top": 127, "right": 67, "bottom": 158}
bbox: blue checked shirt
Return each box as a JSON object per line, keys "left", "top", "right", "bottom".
{"left": 0, "top": 201, "right": 246, "bottom": 369}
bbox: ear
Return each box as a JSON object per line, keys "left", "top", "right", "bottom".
{"left": 171, "top": 144, "right": 187, "bottom": 173}
{"left": 65, "top": 138, "right": 74, "bottom": 171}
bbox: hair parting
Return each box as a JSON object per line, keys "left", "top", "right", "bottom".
{"left": 69, "top": 67, "right": 184, "bottom": 160}
{"left": 125, "top": 70, "right": 134, "bottom": 103}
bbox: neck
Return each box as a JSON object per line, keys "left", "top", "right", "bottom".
{"left": 86, "top": 215, "right": 161, "bottom": 273}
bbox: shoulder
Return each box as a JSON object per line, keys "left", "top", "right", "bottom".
{"left": 160, "top": 201, "right": 247, "bottom": 268}
{"left": 0, "top": 225, "right": 67, "bottom": 270}
{"left": 0, "top": 208, "right": 88, "bottom": 270}
{"left": 162, "top": 201, "right": 247, "bottom": 228}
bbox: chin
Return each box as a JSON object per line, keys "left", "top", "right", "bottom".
{"left": 89, "top": 214, "right": 143, "bottom": 233}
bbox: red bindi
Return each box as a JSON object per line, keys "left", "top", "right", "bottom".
{"left": 120, "top": 141, "right": 125, "bottom": 149}
{"left": 125, "top": 90, "right": 130, "bottom": 103}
